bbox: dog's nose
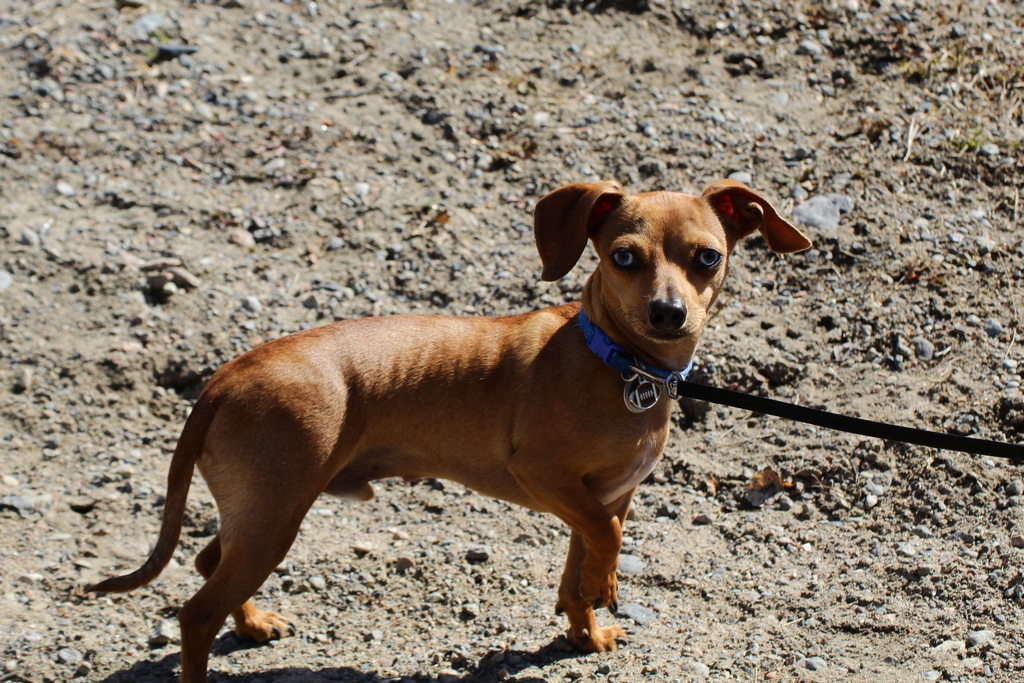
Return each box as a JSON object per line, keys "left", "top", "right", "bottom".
{"left": 648, "top": 299, "right": 687, "bottom": 331}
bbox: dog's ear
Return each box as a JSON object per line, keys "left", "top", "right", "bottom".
{"left": 702, "top": 179, "right": 812, "bottom": 253}
{"left": 534, "top": 181, "right": 625, "bottom": 281}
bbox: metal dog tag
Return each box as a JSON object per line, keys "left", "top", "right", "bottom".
{"left": 624, "top": 377, "right": 661, "bottom": 413}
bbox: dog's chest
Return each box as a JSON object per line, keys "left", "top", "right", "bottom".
{"left": 597, "top": 433, "right": 665, "bottom": 504}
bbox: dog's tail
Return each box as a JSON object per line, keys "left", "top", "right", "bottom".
{"left": 88, "top": 391, "right": 217, "bottom": 594}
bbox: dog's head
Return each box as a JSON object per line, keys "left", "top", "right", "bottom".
{"left": 534, "top": 179, "right": 811, "bottom": 368}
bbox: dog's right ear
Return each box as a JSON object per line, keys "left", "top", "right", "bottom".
{"left": 534, "top": 181, "right": 625, "bottom": 281}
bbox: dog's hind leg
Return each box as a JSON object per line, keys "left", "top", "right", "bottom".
{"left": 194, "top": 535, "right": 294, "bottom": 643}
{"left": 177, "top": 501, "right": 311, "bottom": 683}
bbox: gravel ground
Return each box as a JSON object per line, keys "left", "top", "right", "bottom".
{"left": 2, "top": 0, "right": 1024, "bottom": 681}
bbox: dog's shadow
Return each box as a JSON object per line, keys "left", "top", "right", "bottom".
{"left": 95, "top": 632, "right": 581, "bottom": 682}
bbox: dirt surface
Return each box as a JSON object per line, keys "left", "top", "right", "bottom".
{"left": 2, "top": 0, "right": 1024, "bottom": 681}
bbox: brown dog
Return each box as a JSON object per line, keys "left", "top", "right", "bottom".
{"left": 89, "top": 179, "right": 810, "bottom": 682}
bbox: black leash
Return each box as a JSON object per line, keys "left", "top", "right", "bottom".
{"left": 575, "top": 310, "right": 1024, "bottom": 464}
{"left": 675, "top": 380, "right": 1024, "bottom": 465}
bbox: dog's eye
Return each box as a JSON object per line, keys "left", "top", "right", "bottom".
{"left": 695, "top": 249, "right": 722, "bottom": 270}
{"left": 611, "top": 250, "right": 636, "bottom": 269}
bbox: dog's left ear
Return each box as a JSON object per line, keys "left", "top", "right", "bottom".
{"left": 702, "top": 179, "right": 812, "bottom": 253}
{"left": 534, "top": 181, "right": 625, "bottom": 281}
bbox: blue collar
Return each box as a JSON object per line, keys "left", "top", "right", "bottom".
{"left": 577, "top": 308, "right": 693, "bottom": 398}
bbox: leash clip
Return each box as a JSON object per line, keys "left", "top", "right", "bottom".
{"left": 622, "top": 364, "right": 688, "bottom": 411}
{"left": 665, "top": 372, "right": 682, "bottom": 399}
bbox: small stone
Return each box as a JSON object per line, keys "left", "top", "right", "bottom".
{"left": 618, "top": 603, "right": 656, "bottom": 625}
{"left": 395, "top": 556, "right": 415, "bottom": 573}
{"left": 914, "top": 564, "right": 936, "bottom": 577}
{"left": 352, "top": 182, "right": 371, "bottom": 199}
{"left": 69, "top": 496, "right": 97, "bottom": 514}
{"left": 727, "top": 171, "right": 753, "bottom": 185}
{"left": 474, "top": 152, "right": 493, "bottom": 170}
{"left": 802, "top": 656, "right": 827, "bottom": 671}
{"left": 262, "top": 158, "right": 286, "bottom": 173}
{"left": 769, "top": 91, "right": 789, "bottom": 107}
{"left": 922, "top": 671, "right": 941, "bottom": 681}
{"left": 301, "top": 293, "right": 319, "bottom": 309}
{"left": 0, "top": 495, "right": 35, "bottom": 517}
{"left": 147, "top": 272, "right": 173, "bottom": 290}
{"left": 617, "top": 554, "right": 646, "bottom": 575}
{"left": 149, "top": 619, "right": 180, "bottom": 646}
{"left": 967, "top": 630, "right": 995, "bottom": 648}
{"left": 460, "top": 602, "right": 480, "bottom": 620}
{"left": 241, "top": 296, "right": 262, "bottom": 314}
{"left": 894, "top": 337, "right": 913, "bottom": 359}
{"left": 1010, "top": 535, "right": 1024, "bottom": 548}
{"left": 18, "top": 573, "right": 43, "bottom": 584}
{"left": 350, "top": 542, "right": 374, "bottom": 556}
{"left": 18, "top": 228, "right": 40, "bottom": 247}
{"left": 0, "top": 270, "right": 11, "bottom": 291}
{"left": 309, "top": 576, "right": 327, "bottom": 591}
{"left": 129, "top": 12, "right": 166, "bottom": 40}
{"left": 975, "top": 237, "right": 996, "bottom": 255}
{"left": 979, "top": 142, "right": 999, "bottom": 157}
{"left": 790, "top": 184, "right": 808, "bottom": 202}
{"left": 638, "top": 158, "right": 667, "bottom": 178}
{"left": 911, "top": 525, "right": 933, "bottom": 539}
{"left": 984, "top": 319, "right": 1004, "bottom": 338}
{"left": 796, "top": 40, "right": 824, "bottom": 56}
{"left": 791, "top": 194, "right": 854, "bottom": 231}
{"left": 896, "top": 542, "right": 916, "bottom": 557}
{"left": 193, "top": 102, "right": 214, "bottom": 121}
{"left": 56, "top": 648, "right": 83, "bottom": 665}
{"left": 1006, "top": 480, "right": 1023, "bottom": 497}
{"left": 326, "top": 236, "right": 344, "bottom": 251}
{"left": 229, "top": 229, "right": 256, "bottom": 248}
{"left": 13, "top": 368, "right": 32, "bottom": 393}
{"left": 113, "top": 463, "right": 134, "bottom": 480}
{"left": 139, "top": 257, "right": 183, "bottom": 272}
{"left": 167, "top": 267, "right": 201, "bottom": 290}
{"left": 911, "top": 337, "right": 934, "bottom": 361}
{"left": 932, "top": 639, "right": 965, "bottom": 654}
{"left": 465, "top": 546, "right": 491, "bottom": 563}
{"left": 864, "top": 493, "right": 878, "bottom": 509}
{"left": 4, "top": 661, "right": 18, "bottom": 673}
{"left": 693, "top": 512, "right": 715, "bottom": 525}
{"left": 776, "top": 494, "right": 794, "bottom": 511}
{"left": 55, "top": 181, "right": 76, "bottom": 197}
{"left": 532, "top": 112, "right": 550, "bottom": 127}
{"left": 863, "top": 473, "right": 893, "bottom": 497}
{"left": 682, "top": 661, "right": 710, "bottom": 680}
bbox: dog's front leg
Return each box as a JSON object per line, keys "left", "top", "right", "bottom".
{"left": 555, "top": 488, "right": 633, "bottom": 651}
{"left": 554, "top": 527, "right": 629, "bottom": 651}
{"left": 510, "top": 458, "right": 632, "bottom": 650}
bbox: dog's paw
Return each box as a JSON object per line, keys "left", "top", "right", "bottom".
{"left": 571, "top": 624, "right": 627, "bottom": 653}
{"left": 235, "top": 610, "right": 295, "bottom": 643}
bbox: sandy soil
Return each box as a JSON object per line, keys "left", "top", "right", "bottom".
{"left": 2, "top": 1, "right": 1024, "bottom": 681}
